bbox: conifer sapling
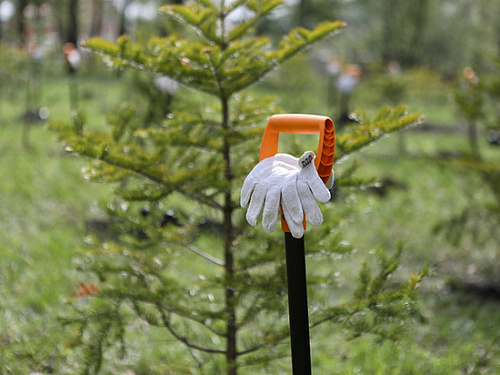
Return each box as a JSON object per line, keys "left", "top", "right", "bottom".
{"left": 51, "top": 1, "right": 426, "bottom": 374}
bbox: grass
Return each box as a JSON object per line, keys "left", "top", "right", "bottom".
{"left": 0, "top": 72, "right": 118, "bottom": 373}
{"left": 1, "top": 57, "right": 500, "bottom": 374}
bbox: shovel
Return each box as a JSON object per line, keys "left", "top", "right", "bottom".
{"left": 259, "top": 114, "right": 335, "bottom": 374}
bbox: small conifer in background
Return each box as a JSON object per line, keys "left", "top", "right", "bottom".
{"left": 434, "top": 62, "right": 500, "bottom": 277}
{"left": 52, "top": 1, "right": 425, "bottom": 373}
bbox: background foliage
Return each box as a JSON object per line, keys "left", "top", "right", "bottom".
{"left": 1, "top": 0, "right": 500, "bottom": 374}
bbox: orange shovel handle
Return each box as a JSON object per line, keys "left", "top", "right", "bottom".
{"left": 259, "top": 114, "right": 335, "bottom": 232}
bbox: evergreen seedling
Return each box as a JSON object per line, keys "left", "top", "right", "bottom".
{"left": 435, "top": 62, "right": 500, "bottom": 260}
{"left": 51, "top": 1, "right": 425, "bottom": 373}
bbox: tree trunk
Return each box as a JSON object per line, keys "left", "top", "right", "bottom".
{"left": 468, "top": 121, "right": 480, "bottom": 159}
{"left": 50, "top": 0, "right": 65, "bottom": 46}
{"left": 380, "top": 0, "right": 397, "bottom": 64}
{"left": 89, "top": 0, "right": 103, "bottom": 37}
{"left": 496, "top": 22, "right": 500, "bottom": 57}
{"left": 0, "top": 1, "right": 3, "bottom": 41}
{"left": 297, "top": 0, "right": 309, "bottom": 28}
{"left": 221, "top": 94, "right": 238, "bottom": 375}
{"left": 16, "top": 0, "right": 28, "bottom": 45}
{"left": 118, "top": 0, "right": 132, "bottom": 36}
{"left": 406, "top": 0, "right": 429, "bottom": 66}
{"left": 67, "top": 0, "right": 78, "bottom": 45}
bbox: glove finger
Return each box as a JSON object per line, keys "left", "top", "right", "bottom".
{"left": 301, "top": 166, "right": 331, "bottom": 203}
{"left": 240, "top": 157, "right": 275, "bottom": 207}
{"left": 262, "top": 186, "right": 281, "bottom": 233}
{"left": 282, "top": 206, "right": 304, "bottom": 239}
{"left": 246, "top": 185, "right": 267, "bottom": 226}
{"left": 308, "top": 179, "right": 331, "bottom": 203}
{"left": 289, "top": 223, "right": 304, "bottom": 239}
{"left": 297, "top": 183, "right": 323, "bottom": 226}
{"left": 298, "top": 151, "right": 315, "bottom": 168}
{"left": 281, "top": 176, "right": 303, "bottom": 223}
{"left": 240, "top": 178, "right": 256, "bottom": 208}
{"left": 281, "top": 202, "right": 302, "bottom": 226}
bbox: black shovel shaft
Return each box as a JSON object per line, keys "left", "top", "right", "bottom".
{"left": 284, "top": 232, "right": 312, "bottom": 375}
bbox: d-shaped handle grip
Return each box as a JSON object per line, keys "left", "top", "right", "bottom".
{"left": 259, "top": 114, "right": 335, "bottom": 184}
{"left": 259, "top": 114, "right": 335, "bottom": 232}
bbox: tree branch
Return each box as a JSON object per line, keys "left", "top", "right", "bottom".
{"left": 183, "top": 241, "right": 225, "bottom": 267}
{"left": 155, "top": 301, "right": 226, "bottom": 338}
{"left": 156, "top": 304, "right": 226, "bottom": 355}
{"left": 237, "top": 330, "right": 289, "bottom": 356}
{"left": 177, "top": 188, "right": 223, "bottom": 210}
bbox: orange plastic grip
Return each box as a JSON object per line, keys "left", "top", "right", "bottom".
{"left": 259, "top": 114, "right": 335, "bottom": 232}
{"left": 259, "top": 114, "right": 335, "bottom": 184}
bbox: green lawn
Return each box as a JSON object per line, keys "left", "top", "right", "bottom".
{"left": 1, "top": 59, "right": 500, "bottom": 374}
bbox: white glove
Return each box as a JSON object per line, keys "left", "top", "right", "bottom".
{"left": 281, "top": 151, "right": 332, "bottom": 238}
{"left": 241, "top": 153, "right": 300, "bottom": 234}
{"left": 241, "top": 151, "right": 332, "bottom": 238}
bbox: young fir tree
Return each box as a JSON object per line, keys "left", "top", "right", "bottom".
{"left": 52, "top": 1, "right": 425, "bottom": 373}
{"left": 435, "top": 63, "right": 500, "bottom": 260}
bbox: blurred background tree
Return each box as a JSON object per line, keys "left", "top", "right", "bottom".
{"left": 2, "top": 0, "right": 500, "bottom": 77}
{"left": 434, "top": 61, "right": 500, "bottom": 298}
